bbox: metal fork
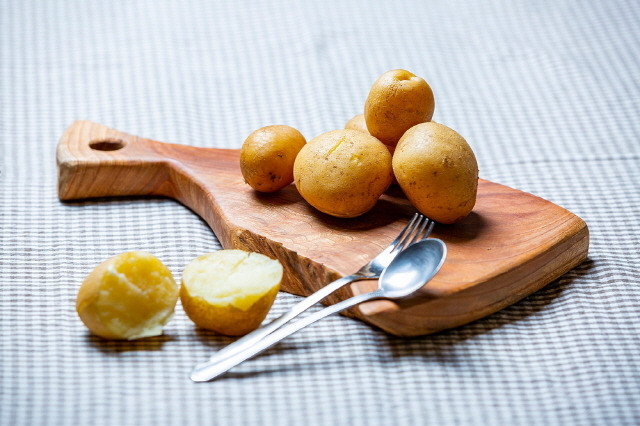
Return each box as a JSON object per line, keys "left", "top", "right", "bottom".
{"left": 190, "top": 213, "right": 434, "bottom": 379}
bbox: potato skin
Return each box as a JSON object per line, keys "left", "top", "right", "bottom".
{"left": 364, "top": 69, "right": 435, "bottom": 146}
{"left": 180, "top": 284, "right": 279, "bottom": 336}
{"left": 293, "top": 129, "right": 393, "bottom": 218}
{"left": 240, "top": 125, "right": 306, "bottom": 193}
{"left": 393, "top": 122, "right": 478, "bottom": 224}
{"left": 345, "top": 113, "right": 396, "bottom": 158}
{"left": 345, "top": 114, "right": 370, "bottom": 135}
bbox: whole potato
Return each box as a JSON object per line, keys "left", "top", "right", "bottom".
{"left": 293, "top": 129, "right": 393, "bottom": 218}
{"left": 345, "top": 113, "right": 370, "bottom": 135}
{"left": 364, "top": 69, "right": 435, "bottom": 146}
{"left": 240, "top": 125, "right": 306, "bottom": 193}
{"left": 393, "top": 122, "right": 478, "bottom": 224}
{"left": 345, "top": 113, "right": 396, "bottom": 156}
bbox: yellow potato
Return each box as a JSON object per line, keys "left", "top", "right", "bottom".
{"left": 180, "top": 250, "right": 282, "bottom": 336}
{"left": 393, "top": 122, "right": 478, "bottom": 224}
{"left": 240, "top": 125, "right": 306, "bottom": 193}
{"left": 76, "top": 252, "right": 179, "bottom": 340}
{"left": 345, "top": 113, "right": 396, "bottom": 158}
{"left": 364, "top": 69, "right": 435, "bottom": 146}
{"left": 293, "top": 129, "right": 393, "bottom": 218}
{"left": 345, "top": 113, "right": 370, "bottom": 134}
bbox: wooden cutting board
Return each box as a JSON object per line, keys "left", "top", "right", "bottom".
{"left": 57, "top": 121, "right": 589, "bottom": 336}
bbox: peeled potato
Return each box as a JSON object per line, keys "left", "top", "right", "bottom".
{"left": 180, "top": 250, "right": 282, "bottom": 336}
{"left": 240, "top": 125, "right": 306, "bottom": 193}
{"left": 293, "top": 129, "right": 393, "bottom": 218}
{"left": 364, "top": 69, "right": 435, "bottom": 146}
{"left": 393, "top": 122, "right": 478, "bottom": 224}
{"left": 76, "top": 252, "right": 179, "bottom": 340}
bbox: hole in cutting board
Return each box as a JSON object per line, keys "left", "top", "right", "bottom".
{"left": 89, "top": 138, "right": 125, "bottom": 151}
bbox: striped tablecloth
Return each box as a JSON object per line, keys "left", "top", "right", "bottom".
{"left": 1, "top": 1, "right": 639, "bottom": 424}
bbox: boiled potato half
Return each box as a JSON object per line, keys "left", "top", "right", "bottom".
{"left": 180, "top": 250, "right": 282, "bottom": 336}
{"left": 293, "top": 129, "right": 393, "bottom": 218}
{"left": 76, "top": 252, "right": 179, "bottom": 340}
{"left": 240, "top": 125, "right": 306, "bottom": 193}
{"left": 364, "top": 69, "right": 435, "bottom": 146}
{"left": 393, "top": 122, "right": 479, "bottom": 224}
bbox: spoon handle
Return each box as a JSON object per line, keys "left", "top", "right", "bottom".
{"left": 202, "top": 274, "right": 364, "bottom": 365}
{"left": 190, "top": 289, "right": 383, "bottom": 382}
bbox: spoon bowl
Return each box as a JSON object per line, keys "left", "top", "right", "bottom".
{"left": 378, "top": 238, "right": 447, "bottom": 299}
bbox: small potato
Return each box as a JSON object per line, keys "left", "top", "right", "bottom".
{"left": 345, "top": 114, "right": 370, "bottom": 135}
{"left": 76, "top": 252, "right": 179, "bottom": 340}
{"left": 293, "top": 129, "right": 393, "bottom": 218}
{"left": 345, "top": 113, "right": 396, "bottom": 158}
{"left": 240, "top": 125, "right": 306, "bottom": 193}
{"left": 393, "top": 122, "right": 478, "bottom": 224}
{"left": 180, "top": 250, "right": 282, "bottom": 336}
{"left": 364, "top": 69, "right": 435, "bottom": 146}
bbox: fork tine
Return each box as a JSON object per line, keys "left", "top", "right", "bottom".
{"left": 424, "top": 219, "right": 435, "bottom": 238}
{"left": 399, "top": 214, "right": 424, "bottom": 249}
{"left": 408, "top": 217, "right": 430, "bottom": 246}
{"left": 388, "top": 213, "right": 419, "bottom": 249}
{"left": 395, "top": 214, "right": 427, "bottom": 252}
{"left": 412, "top": 218, "right": 435, "bottom": 245}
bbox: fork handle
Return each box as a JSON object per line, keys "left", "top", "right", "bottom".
{"left": 201, "top": 273, "right": 365, "bottom": 365}
{"left": 190, "top": 289, "right": 384, "bottom": 382}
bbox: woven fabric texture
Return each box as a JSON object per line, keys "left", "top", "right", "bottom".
{"left": 1, "top": 1, "right": 639, "bottom": 425}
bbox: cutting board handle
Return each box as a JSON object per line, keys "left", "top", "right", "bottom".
{"left": 57, "top": 121, "right": 181, "bottom": 200}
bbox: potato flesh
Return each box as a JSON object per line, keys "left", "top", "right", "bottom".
{"left": 182, "top": 250, "right": 282, "bottom": 311}
{"left": 98, "top": 262, "right": 174, "bottom": 338}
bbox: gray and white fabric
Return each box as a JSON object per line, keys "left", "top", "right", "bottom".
{"left": 1, "top": 1, "right": 639, "bottom": 425}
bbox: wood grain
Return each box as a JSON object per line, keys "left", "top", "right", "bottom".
{"left": 57, "top": 121, "right": 589, "bottom": 336}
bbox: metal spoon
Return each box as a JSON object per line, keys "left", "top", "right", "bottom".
{"left": 190, "top": 238, "right": 447, "bottom": 382}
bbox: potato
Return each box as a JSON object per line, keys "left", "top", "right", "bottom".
{"left": 293, "top": 129, "right": 393, "bottom": 218}
{"left": 240, "top": 125, "right": 306, "bottom": 193}
{"left": 345, "top": 113, "right": 370, "bottom": 134}
{"left": 364, "top": 69, "right": 435, "bottom": 146}
{"left": 180, "top": 250, "right": 282, "bottom": 336}
{"left": 76, "top": 252, "right": 179, "bottom": 340}
{"left": 345, "top": 113, "right": 396, "bottom": 157}
{"left": 393, "top": 122, "right": 478, "bottom": 224}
